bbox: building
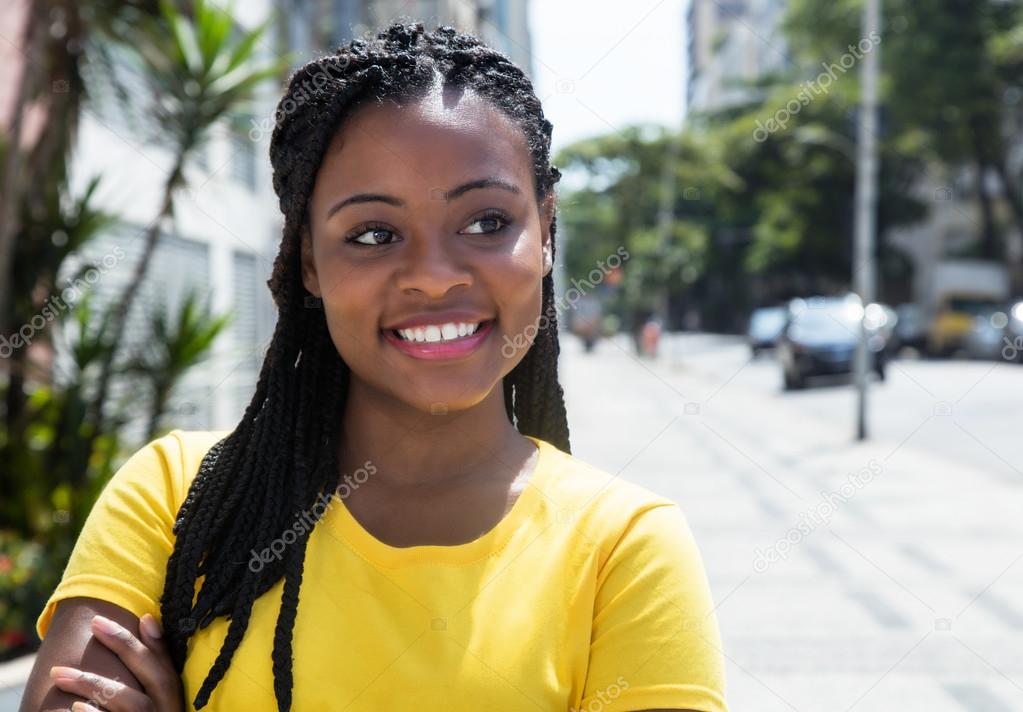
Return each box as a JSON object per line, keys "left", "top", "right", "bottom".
{"left": 683, "top": 0, "right": 1021, "bottom": 306}
{"left": 684, "top": 0, "right": 788, "bottom": 117}
{"left": 2, "top": 0, "right": 535, "bottom": 443}
{"left": 91, "top": 0, "right": 535, "bottom": 437}
{"left": 281, "top": 0, "right": 534, "bottom": 76}
{"left": 0, "top": 1, "right": 282, "bottom": 439}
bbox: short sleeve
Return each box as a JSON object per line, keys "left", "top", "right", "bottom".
{"left": 35, "top": 430, "right": 188, "bottom": 640}
{"left": 581, "top": 503, "right": 728, "bottom": 712}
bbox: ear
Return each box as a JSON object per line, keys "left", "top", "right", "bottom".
{"left": 540, "top": 192, "right": 555, "bottom": 278}
{"left": 300, "top": 224, "right": 322, "bottom": 297}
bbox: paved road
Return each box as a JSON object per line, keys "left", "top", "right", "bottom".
{"left": 561, "top": 332, "right": 1023, "bottom": 712}
{"left": 663, "top": 334, "right": 1022, "bottom": 481}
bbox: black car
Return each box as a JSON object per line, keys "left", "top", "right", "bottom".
{"left": 747, "top": 306, "right": 788, "bottom": 357}
{"left": 777, "top": 297, "right": 887, "bottom": 390}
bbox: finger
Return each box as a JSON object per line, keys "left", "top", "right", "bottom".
{"left": 70, "top": 702, "right": 103, "bottom": 712}
{"left": 137, "top": 613, "right": 174, "bottom": 666}
{"left": 49, "top": 665, "right": 152, "bottom": 712}
{"left": 137, "top": 613, "right": 185, "bottom": 706}
{"left": 90, "top": 615, "right": 181, "bottom": 709}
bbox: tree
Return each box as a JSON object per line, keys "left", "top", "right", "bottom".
{"left": 126, "top": 288, "right": 232, "bottom": 441}
{"left": 0, "top": 1, "right": 279, "bottom": 658}
{"left": 784, "top": 0, "right": 1023, "bottom": 285}
{"left": 85, "top": 0, "right": 284, "bottom": 452}
{"left": 0, "top": 0, "right": 161, "bottom": 342}
{"left": 555, "top": 126, "right": 740, "bottom": 328}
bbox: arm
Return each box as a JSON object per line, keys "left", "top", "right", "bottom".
{"left": 20, "top": 597, "right": 182, "bottom": 712}
{"left": 21, "top": 598, "right": 145, "bottom": 711}
{"left": 24, "top": 432, "right": 200, "bottom": 710}
{"left": 579, "top": 503, "right": 729, "bottom": 712}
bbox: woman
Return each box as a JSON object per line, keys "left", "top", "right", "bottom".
{"left": 22, "top": 22, "right": 728, "bottom": 712}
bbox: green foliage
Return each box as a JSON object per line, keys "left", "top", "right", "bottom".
{"left": 784, "top": 0, "right": 1023, "bottom": 267}
{"left": 137, "top": 0, "right": 285, "bottom": 173}
{"left": 555, "top": 0, "right": 1023, "bottom": 327}
{"left": 1, "top": 1, "right": 273, "bottom": 658}
{"left": 0, "top": 532, "right": 63, "bottom": 661}
{"left": 555, "top": 126, "right": 740, "bottom": 323}
{"left": 127, "top": 288, "right": 233, "bottom": 440}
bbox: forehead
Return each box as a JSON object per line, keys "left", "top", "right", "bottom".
{"left": 318, "top": 87, "right": 534, "bottom": 193}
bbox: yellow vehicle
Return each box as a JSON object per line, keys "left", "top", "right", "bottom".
{"left": 927, "top": 294, "right": 1005, "bottom": 356}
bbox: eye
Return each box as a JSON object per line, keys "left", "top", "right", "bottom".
{"left": 344, "top": 223, "right": 399, "bottom": 246}
{"left": 461, "top": 210, "right": 512, "bottom": 235}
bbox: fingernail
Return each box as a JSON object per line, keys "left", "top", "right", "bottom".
{"left": 91, "top": 614, "right": 121, "bottom": 636}
{"left": 71, "top": 702, "right": 101, "bottom": 712}
{"left": 141, "top": 613, "right": 162, "bottom": 639}
{"left": 49, "top": 665, "right": 82, "bottom": 681}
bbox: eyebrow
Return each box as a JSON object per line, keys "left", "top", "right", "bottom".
{"left": 325, "top": 177, "right": 521, "bottom": 219}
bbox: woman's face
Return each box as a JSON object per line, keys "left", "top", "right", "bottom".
{"left": 302, "top": 86, "right": 554, "bottom": 415}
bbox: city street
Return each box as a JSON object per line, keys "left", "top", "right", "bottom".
{"left": 4, "top": 0, "right": 1022, "bottom": 709}
{"left": 561, "top": 332, "right": 1023, "bottom": 712}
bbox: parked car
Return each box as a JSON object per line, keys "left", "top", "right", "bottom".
{"left": 1006, "top": 300, "right": 1023, "bottom": 363}
{"left": 777, "top": 295, "right": 887, "bottom": 390}
{"left": 747, "top": 306, "right": 788, "bottom": 357}
{"left": 924, "top": 260, "right": 1009, "bottom": 356}
{"left": 893, "top": 303, "right": 927, "bottom": 354}
{"left": 963, "top": 305, "right": 1009, "bottom": 360}
{"left": 928, "top": 294, "right": 1006, "bottom": 357}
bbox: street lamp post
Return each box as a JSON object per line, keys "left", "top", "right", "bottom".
{"left": 655, "top": 129, "right": 681, "bottom": 326}
{"left": 853, "top": 0, "right": 881, "bottom": 441}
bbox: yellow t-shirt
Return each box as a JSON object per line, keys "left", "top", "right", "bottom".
{"left": 37, "top": 429, "right": 728, "bottom": 712}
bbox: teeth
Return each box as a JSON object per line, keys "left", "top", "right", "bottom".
{"left": 395, "top": 321, "right": 484, "bottom": 343}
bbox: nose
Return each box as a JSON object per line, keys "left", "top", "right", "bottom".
{"left": 393, "top": 231, "right": 473, "bottom": 299}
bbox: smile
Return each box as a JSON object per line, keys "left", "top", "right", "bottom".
{"left": 395, "top": 321, "right": 484, "bottom": 343}
{"left": 382, "top": 319, "right": 496, "bottom": 360}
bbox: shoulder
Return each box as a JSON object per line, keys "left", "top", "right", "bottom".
{"left": 111, "top": 429, "right": 233, "bottom": 510}
{"left": 34, "top": 430, "right": 231, "bottom": 639}
{"left": 154, "top": 428, "right": 233, "bottom": 487}
{"left": 536, "top": 447, "right": 728, "bottom": 712}
{"left": 537, "top": 440, "right": 679, "bottom": 518}
{"left": 534, "top": 440, "right": 689, "bottom": 561}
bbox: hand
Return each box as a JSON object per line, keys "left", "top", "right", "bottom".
{"left": 49, "top": 613, "right": 185, "bottom": 712}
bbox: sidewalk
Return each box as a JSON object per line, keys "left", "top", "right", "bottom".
{"left": 0, "top": 654, "right": 33, "bottom": 711}
{"left": 561, "top": 333, "right": 1023, "bottom": 711}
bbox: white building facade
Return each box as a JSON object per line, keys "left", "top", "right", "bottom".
{"left": 58, "top": 1, "right": 281, "bottom": 438}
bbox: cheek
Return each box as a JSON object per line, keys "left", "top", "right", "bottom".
{"left": 313, "top": 256, "right": 383, "bottom": 360}
{"left": 489, "top": 237, "right": 546, "bottom": 337}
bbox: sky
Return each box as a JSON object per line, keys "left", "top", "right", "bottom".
{"left": 528, "top": 0, "right": 687, "bottom": 153}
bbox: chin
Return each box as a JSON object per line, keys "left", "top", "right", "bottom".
{"left": 396, "top": 379, "right": 500, "bottom": 417}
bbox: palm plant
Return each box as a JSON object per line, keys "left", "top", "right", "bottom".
{"left": 0, "top": 0, "right": 161, "bottom": 345}
{"left": 87, "top": 0, "right": 285, "bottom": 444}
{"left": 126, "top": 288, "right": 233, "bottom": 441}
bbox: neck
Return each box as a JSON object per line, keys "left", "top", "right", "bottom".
{"left": 334, "top": 378, "right": 528, "bottom": 493}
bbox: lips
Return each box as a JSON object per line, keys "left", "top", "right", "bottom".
{"left": 381, "top": 319, "right": 496, "bottom": 361}
{"left": 383, "top": 310, "right": 494, "bottom": 331}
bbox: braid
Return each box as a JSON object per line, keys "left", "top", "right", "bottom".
{"left": 159, "top": 21, "right": 569, "bottom": 711}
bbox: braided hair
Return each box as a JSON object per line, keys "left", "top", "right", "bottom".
{"left": 158, "top": 20, "right": 571, "bottom": 711}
